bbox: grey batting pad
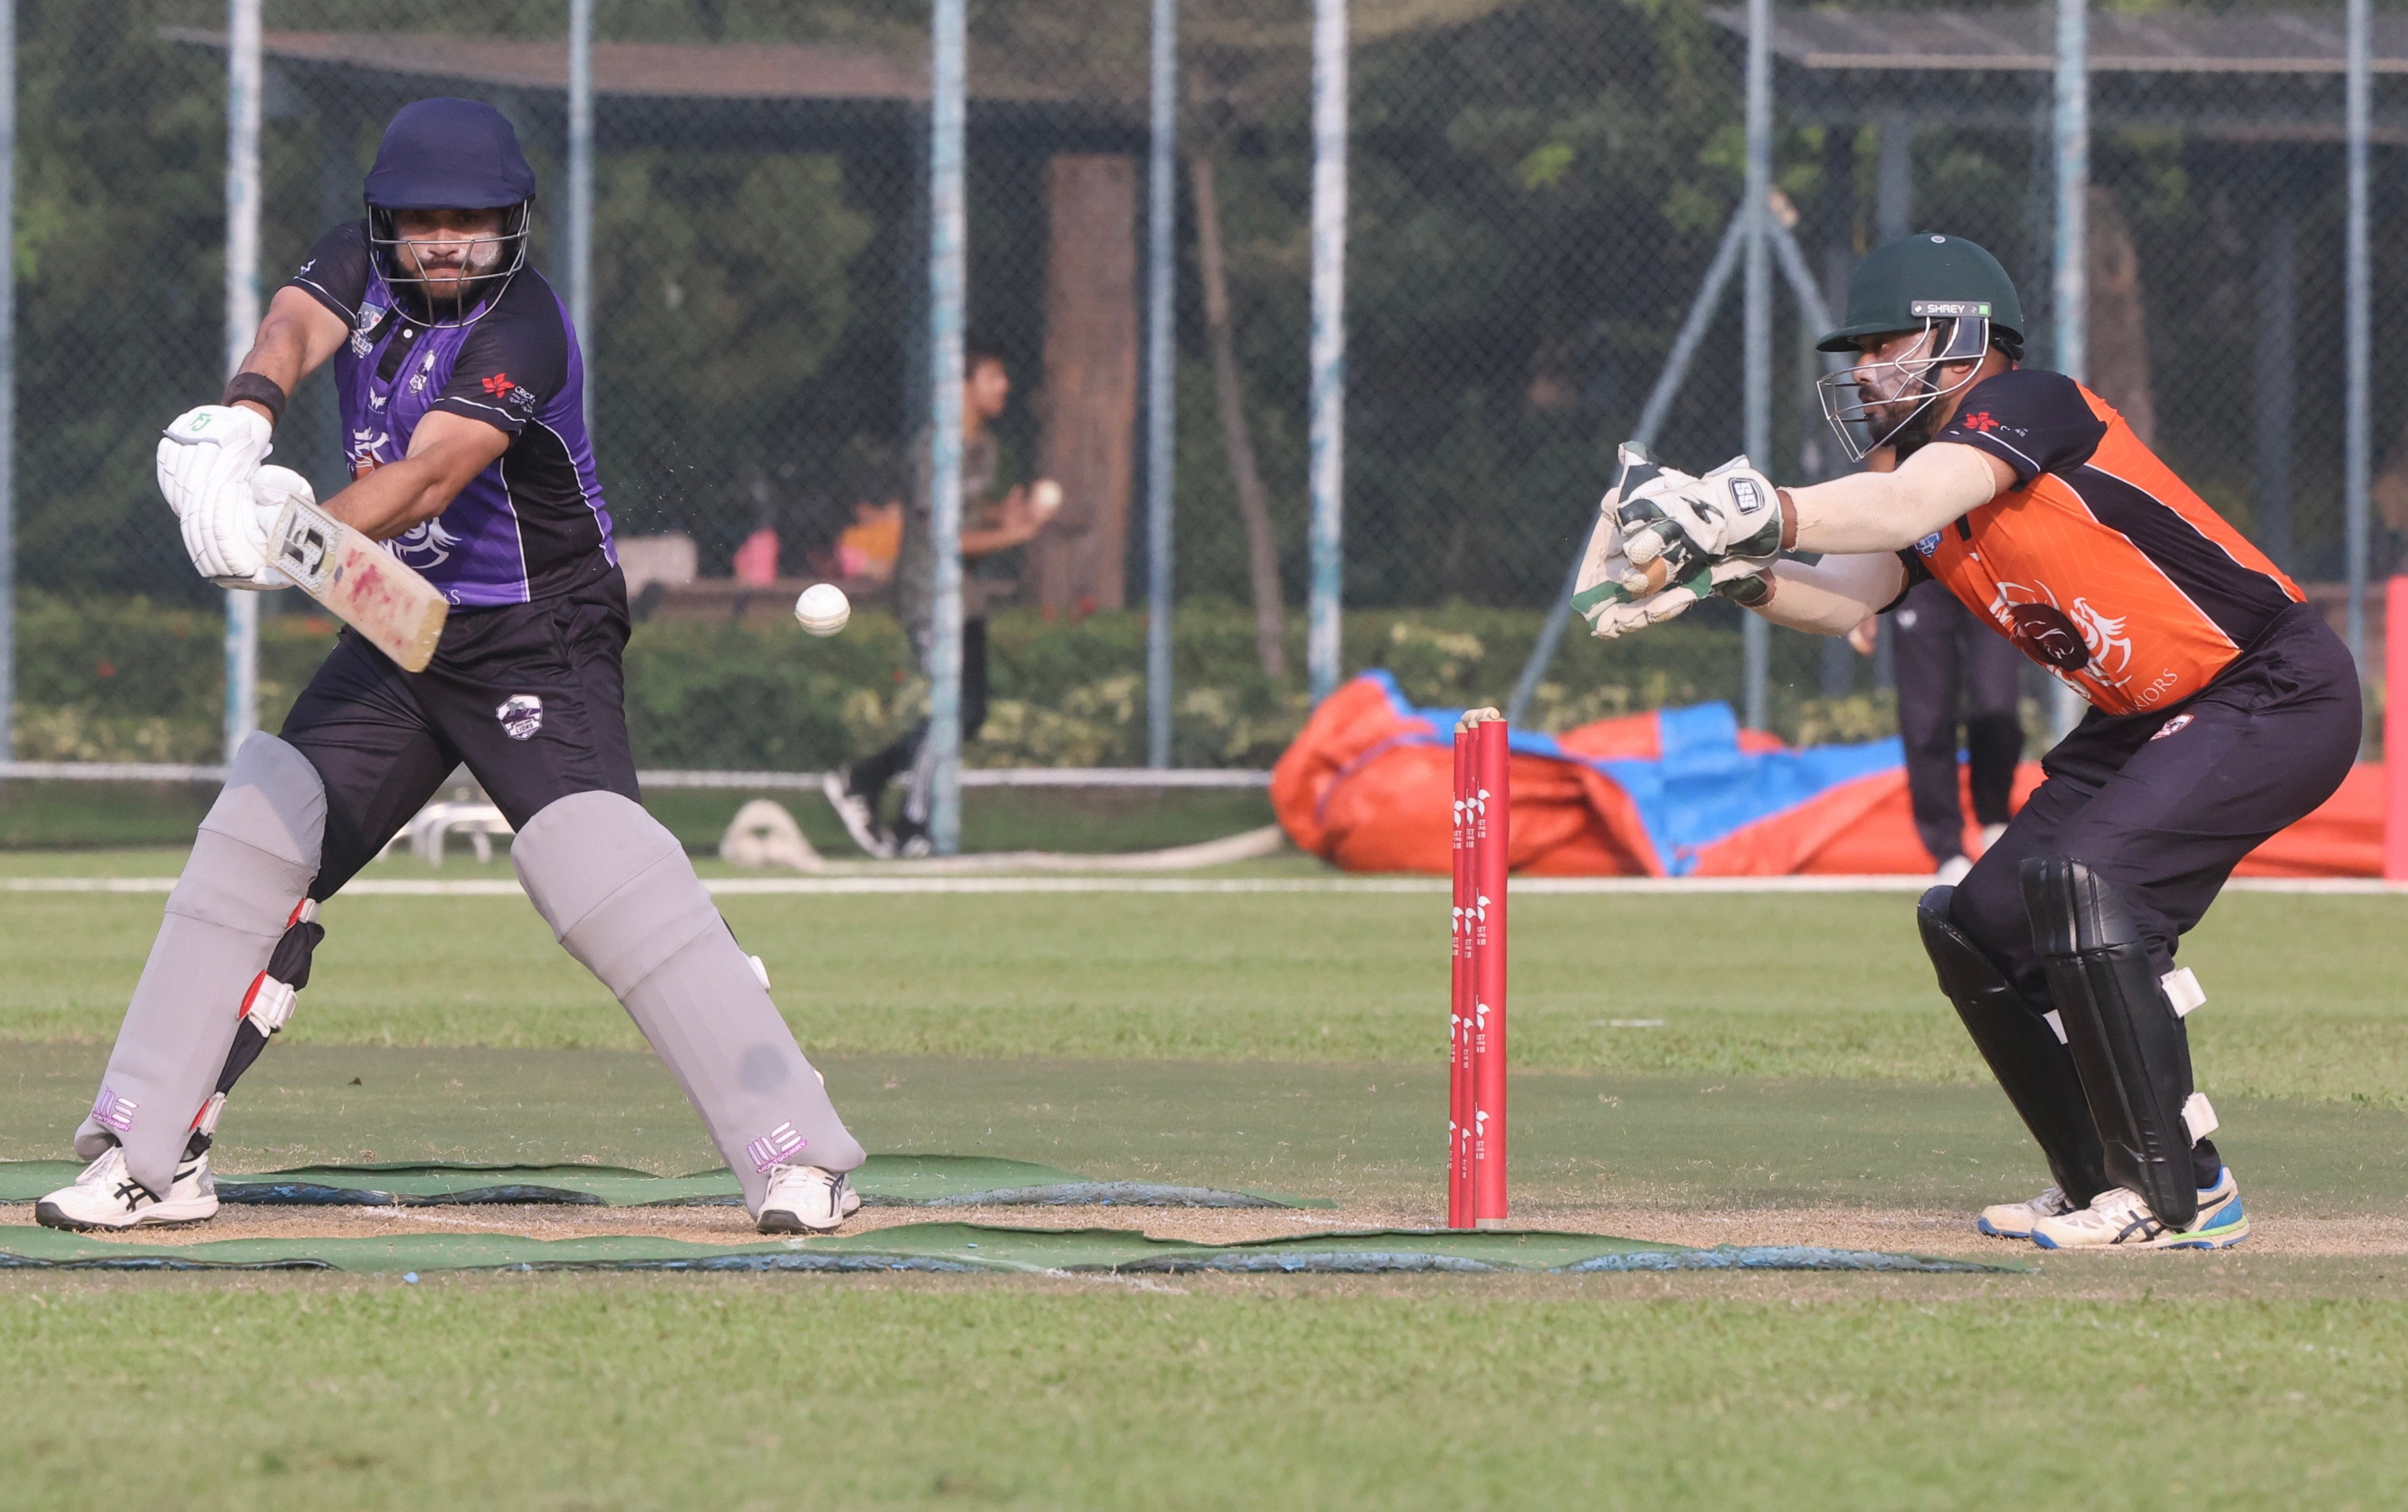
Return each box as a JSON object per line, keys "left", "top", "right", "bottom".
{"left": 513, "top": 791, "right": 863, "bottom": 1213}
{"left": 74, "top": 734, "right": 325, "bottom": 1193}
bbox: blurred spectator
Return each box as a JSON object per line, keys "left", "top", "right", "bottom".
{"left": 1853, "top": 584, "right": 2023, "bottom": 884}
{"left": 821, "top": 340, "right": 1057, "bottom": 857}
{"left": 732, "top": 524, "right": 780, "bottom": 584}
{"left": 834, "top": 499, "right": 903, "bottom": 581}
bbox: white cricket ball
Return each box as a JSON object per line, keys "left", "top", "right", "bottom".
{"left": 794, "top": 582, "right": 851, "bottom": 637}
{"left": 1030, "top": 478, "right": 1064, "bottom": 520}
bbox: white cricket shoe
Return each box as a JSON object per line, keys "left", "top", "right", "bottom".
{"left": 1976, "top": 1185, "right": 2076, "bottom": 1239}
{"left": 757, "top": 1165, "right": 862, "bottom": 1235}
{"left": 35, "top": 1146, "right": 219, "bottom": 1232}
{"left": 821, "top": 768, "right": 893, "bottom": 859}
{"left": 2028, "top": 1169, "right": 2249, "bottom": 1251}
{"left": 1935, "top": 854, "right": 1975, "bottom": 885}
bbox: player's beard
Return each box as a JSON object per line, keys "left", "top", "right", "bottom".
{"left": 403, "top": 238, "right": 503, "bottom": 297}
{"left": 1851, "top": 360, "right": 1949, "bottom": 456}
{"left": 1882, "top": 395, "right": 1945, "bottom": 457}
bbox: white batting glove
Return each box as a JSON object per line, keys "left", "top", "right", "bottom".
{"left": 158, "top": 404, "right": 272, "bottom": 521}
{"left": 212, "top": 466, "right": 313, "bottom": 591}
{"left": 186, "top": 463, "right": 309, "bottom": 590}
{"left": 1615, "top": 456, "right": 1785, "bottom": 594}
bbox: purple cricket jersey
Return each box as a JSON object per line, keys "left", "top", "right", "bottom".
{"left": 288, "top": 220, "right": 615, "bottom": 608}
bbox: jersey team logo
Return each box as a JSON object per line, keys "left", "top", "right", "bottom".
{"left": 1987, "top": 579, "right": 2132, "bottom": 681}
{"left": 2152, "top": 714, "right": 2194, "bottom": 741}
{"left": 1959, "top": 412, "right": 2000, "bottom": 433}
{"left": 2066, "top": 598, "right": 2133, "bottom": 678}
{"left": 349, "top": 426, "right": 392, "bottom": 480}
{"left": 389, "top": 516, "right": 460, "bottom": 568}
{"left": 496, "top": 694, "right": 545, "bottom": 741}
{"left": 1989, "top": 583, "right": 2089, "bottom": 670}
{"left": 350, "top": 302, "right": 386, "bottom": 357}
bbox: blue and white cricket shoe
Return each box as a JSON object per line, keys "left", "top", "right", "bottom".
{"left": 2028, "top": 1168, "right": 2249, "bottom": 1250}
{"left": 1976, "top": 1185, "right": 2076, "bottom": 1239}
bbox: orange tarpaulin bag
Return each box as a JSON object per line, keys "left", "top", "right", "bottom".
{"left": 1272, "top": 673, "right": 2382, "bottom": 878}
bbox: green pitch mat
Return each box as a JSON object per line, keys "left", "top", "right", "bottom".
{"left": 0, "top": 1217, "right": 2020, "bottom": 1275}
{"left": 0, "top": 1154, "right": 1329, "bottom": 1209}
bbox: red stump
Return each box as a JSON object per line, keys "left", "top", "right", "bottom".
{"left": 1450, "top": 716, "right": 1510, "bottom": 1229}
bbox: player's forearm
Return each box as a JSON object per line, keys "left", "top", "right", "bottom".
{"left": 228, "top": 290, "right": 350, "bottom": 425}
{"left": 232, "top": 319, "right": 312, "bottom": 406}
{"left": 322, "top": 456, "right": 458, "bottom": 541}
{"left": 1745, "top": 553, "right": 1909, "bottom": 636}
{"left": 1782, "top": 443, "right": 2002, "bottom": 554}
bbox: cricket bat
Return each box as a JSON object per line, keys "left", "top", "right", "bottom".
{"left": 269, "top": 494, "right": 448, "bottom": 672}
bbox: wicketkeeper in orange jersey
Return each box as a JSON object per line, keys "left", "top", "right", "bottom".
{"left": 1577, "top": 232, "right": 2359, "bottom": 1250}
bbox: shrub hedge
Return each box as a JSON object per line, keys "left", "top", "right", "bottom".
{"left": 10, "top": 590, "right": 1901, "bottom": 768}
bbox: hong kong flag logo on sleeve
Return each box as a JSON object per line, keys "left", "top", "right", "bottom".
{"left": 483, "top": 372, "right": 537, "bottom": 413}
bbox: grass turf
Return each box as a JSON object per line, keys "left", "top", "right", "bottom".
{"left": 4, "top": 879, "right": 2403, "bottom": 1106}
{"left": 6, "top": 1045, "right": 2407, "bottom": 1216}
{"left": 5, "top": 854, "right": 2406, "bottom": 1507}
{"left": 4, "top": 1280, "right": 2406, "bottom": 1510}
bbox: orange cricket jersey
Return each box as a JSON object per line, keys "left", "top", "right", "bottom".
{"left": 1899, "top": 369, "right": 2302, "bottom": 717}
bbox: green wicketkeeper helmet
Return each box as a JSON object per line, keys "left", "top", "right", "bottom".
{"left": 1816, "top": 232, "right": 2025, "bottom": 356}
{"left": 1815, "top": 233, "right": 2025, "bottom": 461}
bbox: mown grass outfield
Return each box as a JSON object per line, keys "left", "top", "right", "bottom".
{"left": 4, "top": 844, "right": 2407, "bottom": 1510}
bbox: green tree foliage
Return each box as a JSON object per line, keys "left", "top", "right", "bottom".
{"left": 587, "top": 150, "right": 873, "bottom": 544}
{"left": 17, "top": 1, "right": 225, "bottom": 597}
{"left": 16, "top": 0, "right": 2384, "bottom": 625}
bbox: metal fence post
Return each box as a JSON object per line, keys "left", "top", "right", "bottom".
{"left": 924, "top": 0, "right": 967, "bottom": 853}
{"left": 1741, "top": 0, "right": 1772, "bottom": 732}
{"left": 567, "top": 0, "right": 593, "bottom": 423}
{"left": 2049, "top": 0, "right": 2087, "bottom": 740}
{"left": 1504, "top": 210, "right": 1747, "bottom": 725}
{"left": 1144, "top": 0, "right": 1177, "bottom": 767}
{"left": 2346, "top": 0, "right": 2371, "bottom": 671}
{"left": 0, "top": 1, "right": 14, "bottom": 763}
{"left": 1305, "top": 0, "right": 1348, "bottom": 703}
{"left": 222, "top": 0, "right": 262, "bottom": 761}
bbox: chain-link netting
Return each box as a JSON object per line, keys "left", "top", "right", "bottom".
{"left": 7, "top": 0, "right": 2401, "bottom": 775}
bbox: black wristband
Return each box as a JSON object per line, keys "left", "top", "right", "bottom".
{"left": 221, "top": 372, "right": 288, "bottom": 426}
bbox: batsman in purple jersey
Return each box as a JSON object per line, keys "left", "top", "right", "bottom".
{"left": 38, "top": 99, "right": 864, "bottom": 1239}
{"left": 292, "top": 216, "right": 616, "bottom": 609}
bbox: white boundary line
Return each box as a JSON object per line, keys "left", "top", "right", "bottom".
{"left": 5, "top": 875, "right": 2400, "bottom": 898}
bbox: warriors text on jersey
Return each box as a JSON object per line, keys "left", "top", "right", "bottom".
{"left": 1897, "top": 368, "right": 2302, "bottom": 715}
{"left": 288, "top": 220, "right": 615, "bottom": 608}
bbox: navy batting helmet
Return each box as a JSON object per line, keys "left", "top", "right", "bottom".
{"left": 364, "top": 99, "right": 536, "bottom": 323}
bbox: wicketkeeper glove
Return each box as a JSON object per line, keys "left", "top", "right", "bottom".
{"left": 1571, "top": 469, "right": 1766, "bottom": 639}
{"left": 1615, "top": 456, "right": 1789, "bottom": 595}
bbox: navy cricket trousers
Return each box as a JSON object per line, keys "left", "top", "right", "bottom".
{"left": 1947, "top": 601, "right": 2361, "bottom": 1006}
